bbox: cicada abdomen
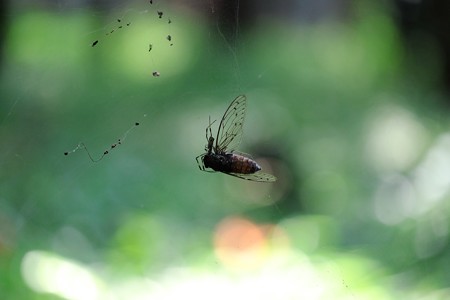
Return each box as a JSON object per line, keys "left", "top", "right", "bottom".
{"left": 202, "top": 152, "right": 261, "bottom": 174}
{"left": 229, "top": 153, "right": 261, "bottom": 174}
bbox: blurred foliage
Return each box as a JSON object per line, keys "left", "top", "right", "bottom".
{"left": 1, "top": 0, "right": 450, "bottom": 299}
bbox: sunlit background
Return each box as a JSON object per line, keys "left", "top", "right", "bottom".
{"left": 1, "top": 0, "right": 450, "bottom": 299}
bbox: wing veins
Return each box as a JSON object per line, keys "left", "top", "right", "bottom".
{"left": 215, "top": 95, "right": 247, "bottom": 153}
{"left": 228, "top": 172, "right": 277, "bottom": 182}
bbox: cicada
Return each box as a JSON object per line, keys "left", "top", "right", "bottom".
{"left": 196, "top": 95, "right": 277, "bottom": 182}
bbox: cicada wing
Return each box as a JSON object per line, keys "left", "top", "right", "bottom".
{"left": 215, "top": 95, "right": 247, "bottom": 153}
{"left": 229, "top": 150, "right": 254, "bottom": 159}
{"left": 228, "top": 171, "right": 277, "bottom": 182}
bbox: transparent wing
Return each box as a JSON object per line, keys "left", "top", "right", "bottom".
{"left": 215, "top": 95, "right": 247, "bottom": 153}
{"left": 228, "top": 171, "right": 277, "bottom": 182}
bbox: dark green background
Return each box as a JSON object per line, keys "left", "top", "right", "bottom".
{"left": 1, "top": 1, "right": 449, "bottom": 299}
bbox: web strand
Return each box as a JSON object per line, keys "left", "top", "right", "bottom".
{"left": 64, "top": 119, "right": 143, "bottom": 163}
{"left": 214, "top": 0, "right": 242, "bottom": 93}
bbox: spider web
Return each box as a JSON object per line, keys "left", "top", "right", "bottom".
{"left": 0, "top": 1, "right": 356, "bottom": 299}
{"left": 0, "top": 0, "right": 256, "bottom": 257}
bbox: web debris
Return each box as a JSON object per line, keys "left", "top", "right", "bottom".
{"left": 91, "top": 18, "right": 132, "bottom": 47}
{"left": 87, "top": 2, "right": 175, "bottom": 77}
{"left": 64, "top": 120, "right": 142, "bottom": 163}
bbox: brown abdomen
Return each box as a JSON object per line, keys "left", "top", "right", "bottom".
{"left": 230, "top": 154, "right": 261, "bottom": 174}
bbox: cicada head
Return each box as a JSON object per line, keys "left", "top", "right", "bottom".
{"left": 205, "top": 136, "right": 214, "bottom": 153}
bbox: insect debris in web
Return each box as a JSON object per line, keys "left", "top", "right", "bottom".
{"left": 195, "top": 95, "right": 277, "bottom": 182}
{"left": 64, "top": 121, "right": 141, "bottom": 163}
{"left": 92, "top": 16, "right": 132, "bottom": 45}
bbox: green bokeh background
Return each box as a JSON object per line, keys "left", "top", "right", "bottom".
{"left": 1, "top": 1, "right": 450, "bottom": 299}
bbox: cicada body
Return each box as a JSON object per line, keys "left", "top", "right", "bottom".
{"left": 196, "top": 95, "right": 276, "bottom": 182}
{"left": 203, "top": 152, "right": 261, "bottom": 174}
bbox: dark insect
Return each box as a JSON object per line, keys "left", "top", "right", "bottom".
{"left": 92, "top": 40, "right": 98, "bottom": 47}
{"left": 196, "top": 95, "right": 277, "bottom": 182}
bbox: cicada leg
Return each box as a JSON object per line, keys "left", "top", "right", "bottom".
{"left": 205, "top": 117, "right": 216, "bottom": 142}
{"left": 195, "top": 153, "right": 216, "bottom": 173}
{"left": 196, "top": 153, "right": 206, "bottom": 171}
